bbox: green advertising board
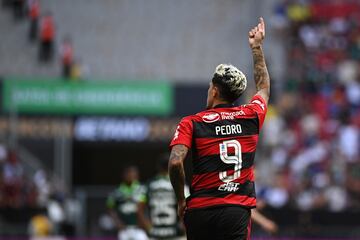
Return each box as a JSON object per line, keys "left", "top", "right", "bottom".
{"left": 3, "top": 78, "right": 173, "bottom": 115}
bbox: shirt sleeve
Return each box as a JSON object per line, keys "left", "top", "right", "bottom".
{"left": 169, "top": 116, "right": 193, "bottom": 149}
{"left": 247, "top": 95, "right": 268, "bottom": 129}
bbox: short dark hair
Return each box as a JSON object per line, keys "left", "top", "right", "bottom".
{"left": 122, "top": 165, "right": 138, "bottom": 176}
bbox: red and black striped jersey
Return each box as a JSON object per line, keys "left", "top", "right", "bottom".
{"left": 170, "top": 95, "right": 267, "bottom": 210}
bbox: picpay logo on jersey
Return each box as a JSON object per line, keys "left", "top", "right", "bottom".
{"left": 218, "top": 182, "right": 240, "bottom": 192}
{"left": 202, "top": 112, "right": 221, "bottom": 123}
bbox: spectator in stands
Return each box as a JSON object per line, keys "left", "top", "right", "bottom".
{"left": 33, "top": 169, "right": 50, "bottom": 207}
{"left": 24, "top": 176, "right": 38, "bottom": 207}
{"left": 259, "top": 0, "right": 360, "bottom": 214}
{"left": 38, "top": 12, "right": 55, "bottom": 62}
{"left": 28, "top": 214, "right": 53, "bottom": 237}
{"left": 2, "top": 150, "right": 23, "bottom": 207}
{"left": 47, "top": 194, "right": 66, "bottom": 235}
{"left": 70, "top": 58, "right": 89, "bottom": 81}
{"left": 263, "top": 171, "right": 290, "bottom": 209}
{"left": 70, "top": 60, "right": 80, "bottom": 80}
{"left": 60, "top": 37, "right": 74, "bottom": 79}
{"left": 324, "top": 176, "right": 347, "bottom": 212}
{"left": 27, "top": 0, "right": 40, "bottom": 42}
{"left": 338, "top": 112, "right": 359, "bottom": 163}
{"left": 346, "top": 161, "right": 360, "bottom": 209}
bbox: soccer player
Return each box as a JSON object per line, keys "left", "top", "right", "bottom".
{"left": 137, "top": 155, "right": 187, "bottom": 240}
{"left": 168, "top": 17, "right": 270, "bottom": 240}
{"left": 107, "top": 166, "right": 148, "bottom": 240}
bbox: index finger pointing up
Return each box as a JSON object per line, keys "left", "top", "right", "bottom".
{"left": 259, "top": 17, "right": 265, "bottom": 33}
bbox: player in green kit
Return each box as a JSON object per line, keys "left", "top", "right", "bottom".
{"left": 107, "top": 166, "right": 148, "bottom": 240}
{"left": 137, "top": 156, "right": 187, "bottom": 240}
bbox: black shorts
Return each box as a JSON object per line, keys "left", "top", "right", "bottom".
{"left": 184, "top": 206, "right": 251, "bottom": 240}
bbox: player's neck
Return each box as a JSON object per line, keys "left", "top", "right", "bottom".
{"left": 211, "top": 99, "right": 231, "bottom": 109}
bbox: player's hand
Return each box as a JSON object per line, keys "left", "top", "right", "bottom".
{"left": 263, "top": 220, "right": 278, "bottom": 234}
{"left": 249, "top": 17, "right": 266, "bottom": 49}
{"left": 177, "top": 200, "right": 186, "bottom": 220}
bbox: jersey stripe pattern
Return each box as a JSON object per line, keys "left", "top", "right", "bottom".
{"left": 170, "top": 95, "right": 267, "bottom": 210}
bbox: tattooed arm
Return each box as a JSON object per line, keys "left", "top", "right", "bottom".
{"left": 168, "top": 144, "right": 188, "bottom": 219}
{"left": 248, "top": 17, "right": 270, "bottom": 104}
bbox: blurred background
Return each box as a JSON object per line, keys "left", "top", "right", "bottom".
{"left": 0, "top": 0, "right": 359, "bottom": 239}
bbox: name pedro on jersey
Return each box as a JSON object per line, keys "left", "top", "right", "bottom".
{"left": 215, "top": 124, "right": 242, "bottom": 135}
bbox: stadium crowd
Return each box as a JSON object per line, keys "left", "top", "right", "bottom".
{"left": 0, "top": 143, "right": 77, "bottom": 236}
{"left": 256, "top": 0, "right": 360, "bottom": 212}
{"left": 0, "top": 144, "right": 43, "bottom": 208}
{"left": 1, "top": 0, "right": 85, "bottom": 80}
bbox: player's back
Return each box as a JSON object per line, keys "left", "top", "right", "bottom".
{"left": 170, "top": 95, "right": 267, "bottom": 210}
{"left": 147, "top": 175, "right": 182, "bottom": 238}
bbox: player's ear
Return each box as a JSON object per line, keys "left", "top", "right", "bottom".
{"left": 212, "top": 85, "right": 220, "bottom": 99}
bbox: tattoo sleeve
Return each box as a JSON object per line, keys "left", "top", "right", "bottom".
{"left": 252, "top": 46, "right": 270, "bottom": 101}
{"left": 168, "top": 144, "right": 188, "bottom": 202}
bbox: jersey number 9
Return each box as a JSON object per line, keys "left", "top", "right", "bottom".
{"left": 219, "top": 140, "right": 243, "bottom": 183}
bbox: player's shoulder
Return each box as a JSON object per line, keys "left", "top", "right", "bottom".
{"left": 194, "top": 106, "right": 257, "bottom": 123}
{"left": 134, "top": 182, "right": 146, "bottom": 192}
{"left": 132, "top": 183, "right": 146, "bottom": 199}
{"left": 177, "top": 113, "right": 202, "bottom": 128}
{"left": 180, "top": 113, "right": 200, "bottom": 123}
{"left": 148, "top": 175, "right": 172, "bottom": 190}
{"left": 247, "top": 94, "right": 267, "bottom": 111}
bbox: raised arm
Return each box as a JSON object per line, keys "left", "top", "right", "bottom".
{"left": 168, "top": 144, "right": 188, "bottom": 219}
{"left": 248, "top": 17, "right": 270, "bottom": 104}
